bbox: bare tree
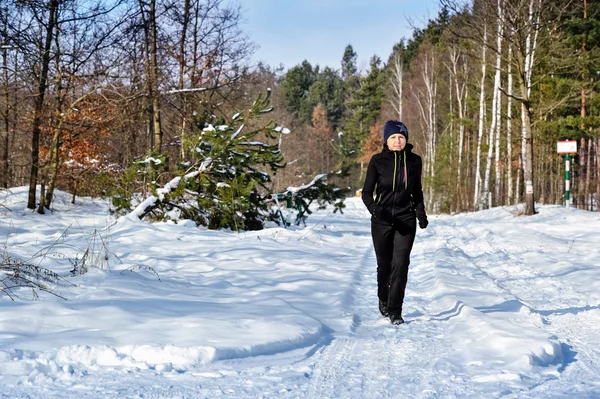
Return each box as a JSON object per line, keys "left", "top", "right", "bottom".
{"left": 481, "top": 0, "right": 504, "bottom": 209}
{"left": 448, "top": 46, "right": 468, "bottom": 183}
{"left": 0, "top": 2, "right": 11, "bottom": 188}
{"left": 388, "top": 44, "right": 404, "bottom": 121}
{"left": 412, "top": 45, "right": 438, "bottom": 208}
{"left": 506, "top": 37, "right": 514, "bottom": 204}
{"left": 474, "top": 24, "right": 487, "bottom": 208}
{"left": 137, "top": 0, "right": 162, "bottom": 152}
{"left": 24, "top": 0, "right": 59, "bottom": 210}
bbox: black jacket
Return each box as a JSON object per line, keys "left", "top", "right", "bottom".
{"left": 362, "top": 144, "right": 426, "bottom": 223}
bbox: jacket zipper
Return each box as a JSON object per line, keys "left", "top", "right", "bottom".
{"left": 392, "top": 151, "right": 398, "bottom": 219}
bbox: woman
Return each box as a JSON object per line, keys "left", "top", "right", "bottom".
{"left": 361, "top": 120, "right": 428, "bottom": 325}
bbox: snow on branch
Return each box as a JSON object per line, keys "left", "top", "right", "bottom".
{"left": 231, "top": 124, "right": 244, "bottom": 140}
{"left": 285, "top": 174, "right": 328, "bottom": 194}
{"left": 164, "top": 87, "right": 207, "bottom": 95}
{"left": 128, "top": 158, "right": 213, "bottom": 220}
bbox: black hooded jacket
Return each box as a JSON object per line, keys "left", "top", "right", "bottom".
{"left": 362, "top": 144, "right": 426, "bottom": 223}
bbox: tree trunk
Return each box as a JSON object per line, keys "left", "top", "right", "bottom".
{"left": 1, "top": 50, "right": 8, "bottom": 188}
{"left": 483, "top": 0, "right": 503, "bottom": 209}
{"left": 474, "top": 25, "right": 487, "bottom": 209}
{"left": 1, "top": 9, "right": 9, "bottom": 188}
{"left": 150, "top": 0, "right": 162, "bottom": 153}
{"left": 581, "top": 0, "right": 588, "bottom": 208}
{"left": 522, "top": 100, "right": 535, "bottom": 215}
{"left": 451, "top": 48, "right": 466, "bottom": 184}
{"left": 45, "top": 21, "right": 64, "bottom": 209}
{"left": 596, "top": 136, "right": 600, "bottom": 212}
{"left": 179, "top": 0, "right": 191, "bottom": 159}
{"left": 586, "top": 137, "right": 592, "bottom": 210}
{"left": 516, "top": 0, "right": 539, "bottom": 215}
{"left": 37, "top": 182, "right": 46, "bottom": 214}
{"left": 390, "top": 51, "right": 404, "bottom": 121}
{"left": 27, "top": 0, "right": 59, "bottom": 209}
{"left": 44, "top": 118, "right": 63, "bottom": 208}
{"left": 506, "top": 41, "right": 513, "bottom": 205}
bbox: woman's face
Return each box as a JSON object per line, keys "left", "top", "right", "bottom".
{"left": 387, "top": 134, "right": 406, "bottom": 151}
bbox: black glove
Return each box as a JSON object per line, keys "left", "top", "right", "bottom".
{"left": 415, "top": 202, "right": 428, "bottom": 229}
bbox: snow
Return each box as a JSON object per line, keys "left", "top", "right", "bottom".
{"left": 274, "top": 126, "right": 291, "bottom": 134}
{"left": 156, "top": 176, "right": 181, "bottom": 201}
{"left": 129, "top": 195, "right": 157, "bottom": 219}
{"left": 139, "top": 157, "right": 162, "bottom": 165}
{"left": 231, "top": 124, "right": 245, "bottom": 140}
{"left": 1, "top": 186, "right": 600, "bottom": 398}
{"left": 285, "top": 173, "right": 328, "bottom": 194}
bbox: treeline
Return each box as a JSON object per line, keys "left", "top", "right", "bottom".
{"left": 273, "top": 0, "right": 600, "bottom": 214}
{"left": 0, "top": 0, "right": 261, "bottom": 212}
{"left": 1, "top": 0, "right": 598, "bottom": 219}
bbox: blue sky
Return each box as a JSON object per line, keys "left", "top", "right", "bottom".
{"left": 241, "top": 0, "right": 441, "bottom": 72}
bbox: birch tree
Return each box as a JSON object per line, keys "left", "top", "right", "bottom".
{"left": 506, "top": 38, "right": 514, "bottom": 204}
{"left": 482, "top": 0, "right": 504, "bottom": 209}
{"left": 474, "top": 24, "right": 487, "bottom": 208}
{"left": 413, "top": 45, "right": 438, "bottom": 207}
{"left": 388, "top": 42, "right": 405, "bottom": 121}
{"left": 510, "top": 0, "right": 541, "bottom": 215}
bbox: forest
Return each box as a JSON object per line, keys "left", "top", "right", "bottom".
{"left": 0, "top": 0, "right": 598, "bottom": 229}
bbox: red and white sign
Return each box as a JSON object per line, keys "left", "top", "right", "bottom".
{"left": 557, "top": 140, "right": 577, "bottom": 154}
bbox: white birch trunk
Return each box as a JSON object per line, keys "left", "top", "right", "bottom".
{"left": 520, "top": 0, "right": 541, "bottom": 214}
{"left": 389, "top": 53, "right": 404, "bottom": 121}
{"left": 494, "top": 0, "right": 505, "bottom": 205}
{"left": 474, "top": 25, "right": 488, "bottom": 209}
{"left": 506, "top": 42, "right": 514, "bottom": 204}
{"left": 521, "top": 0, "right": 535, "bottom": 179}
{"left": 413, "top": 49, "right": 437, "bottom": 209}
{"left": 482, "top": 1, "right": 504, "bottom": 209}
{"left": 453, "top": 51, "right": 467, "bottom": 181}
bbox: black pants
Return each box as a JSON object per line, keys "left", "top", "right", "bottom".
{"left": 371, "top": 217, "right": 416, "bottom": 316}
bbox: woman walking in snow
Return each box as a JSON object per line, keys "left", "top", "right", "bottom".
{"left": 361, "top": 121, "right": 428, "bottom": 325}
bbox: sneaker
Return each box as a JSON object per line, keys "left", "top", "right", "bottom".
{"left": 390, "top": 314, "right": 404, "bottom": 325}
{"left": 379, "top": 300, "right": 389, "bottom": 317}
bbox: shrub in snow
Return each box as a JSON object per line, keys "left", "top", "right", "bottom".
{"left": 1, "top": 250, "right": 70, "bottom": 300}
{"left": 281, "top": 173, "right": 347, "bottom": 226}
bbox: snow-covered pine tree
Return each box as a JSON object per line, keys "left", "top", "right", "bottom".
{"left": 115, "top": 89, "right": 348, "bottom": 230}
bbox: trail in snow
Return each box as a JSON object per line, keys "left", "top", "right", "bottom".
{"left": 440, "top": 219, "right": 600, "bottom": 398}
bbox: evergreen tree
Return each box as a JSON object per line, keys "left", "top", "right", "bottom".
{"left": 113, "top": 90, "right": 287, "bottom": 230}
{"left": 279, "top": 60, "right": 319, "bottom": 124}
{"left": 345, "top": 56, "right": 385, "bottom": 154}
{"left": 304, "top": 67, "right": 345, "bottom": 128}
{"left": 341, "top": 44, "right": 358, "bottom": 81}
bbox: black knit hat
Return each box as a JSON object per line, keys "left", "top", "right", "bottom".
{"left": 383, "top": 120, "right": 409, "bottom": 144}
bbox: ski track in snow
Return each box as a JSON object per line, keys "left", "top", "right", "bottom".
{"left": 440, "top": 221, "right": 600, "bottom": 398}
{"left": 2, "top": 190, "right": 600, "bottom": 398}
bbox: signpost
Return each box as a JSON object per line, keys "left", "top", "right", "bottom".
{"left": 557, "top": 140, "right": 578, "bottom": 208}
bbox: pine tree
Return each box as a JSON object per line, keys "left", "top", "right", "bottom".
{"left": 279, "top": 60, "right": 319, "bottom": 124}
{"left": 345, "top": 56, "right": 385, "bottom": 154}
{"left": 304, "top": 67, "right": 345, "bottom": 128}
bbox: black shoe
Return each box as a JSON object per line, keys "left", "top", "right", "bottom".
{"left": 379, "top": 300, "right": 389, "bottom": 317}
{"left": 390, "top": 314, "right": 404, "bottom": 325}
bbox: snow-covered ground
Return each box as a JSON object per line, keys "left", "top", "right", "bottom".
{"left": 1, "top": 186, "right": 600, "bottom": 398}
